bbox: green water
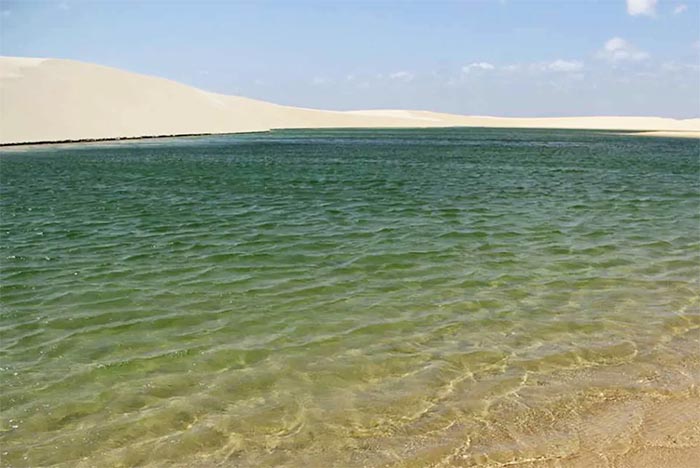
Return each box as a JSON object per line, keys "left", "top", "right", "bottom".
{"left": 1, "top": 128, "right": 698, "bottom": 467}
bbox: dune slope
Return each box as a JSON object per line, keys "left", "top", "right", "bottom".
{"left": 1, "top": 57, "right": 698, "bottom": 144}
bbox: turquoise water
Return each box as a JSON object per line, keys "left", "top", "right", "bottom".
{"left": 1, "top": 128, "right": 698, "bottom": 467}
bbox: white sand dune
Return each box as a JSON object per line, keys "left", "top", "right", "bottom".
{"left": 1, "top": 56, "right": 698, "bottom": 145}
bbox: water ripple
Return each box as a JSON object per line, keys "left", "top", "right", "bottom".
{"left": 1, "top": 128, "right": 698, "bottom": 467}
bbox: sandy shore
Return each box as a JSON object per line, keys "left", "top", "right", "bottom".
{"left": 443, "top": 394, "right": 700, "bottom": 468}
{"left": 555, "top": 396, "right": 700, "bottom": 468}
{"left": 630, "top": 131, "right": 700, "bottom": 138}
{"left": 456, "top": 390, "right": 700, "bottom": 468}
{"left": 1, "top": 56, "right": 698, "bottom": 145}
{"left": 407, "top": 395, "right": 700, "bottom": 468}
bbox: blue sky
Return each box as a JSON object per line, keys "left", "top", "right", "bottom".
{"left": 1, "top": 0, "right": 698, "bottom": 117}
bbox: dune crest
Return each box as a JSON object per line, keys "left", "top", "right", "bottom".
{"left": 1, "top": 56, "right": 698, "bottom": 145}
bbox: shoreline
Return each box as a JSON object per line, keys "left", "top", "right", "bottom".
{"left": 442, "top": 392, "right": 700, "bottom": 468}
{"left": 629, "top": 130, "right": 700, "bottom": 138}
{"left": 0, "top": 130, "right": 267, "bottom": 148}
{"left": 1, "top": 127, "right": 698, "bottom": 149}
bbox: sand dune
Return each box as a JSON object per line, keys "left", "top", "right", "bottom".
{"left": 1, "top": 56, "right": 698, "bottom": 145}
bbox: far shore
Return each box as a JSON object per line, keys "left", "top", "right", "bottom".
{"left": 629, "top": 130, "right": 700, "bottom": 138}
{"left": 1, "top": 127, "right": 698, "bottom": 150}
{"left": 1, "top": 56, "right": 699, "bottom": 146}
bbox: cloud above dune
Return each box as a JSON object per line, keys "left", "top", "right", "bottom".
{"left": 544, "top": 60, "right": 584, "bottom": 72}
{"left": 673, "top": 4, "right": 687, "bottom": 15}
{"left": 626, "top": 0, "right": 657, "bottom": 16}
{"left": 388, "top": 71, "right": 414, "bottom": 82}
{"left": 461, "top": 60, "right": 582, "bottom": 76}
{"left": 660, "top": 61, "right": 700, "bottom": 73}
{"left": 597, "top": 37, "right": 649, "bottom": 63}
{"left": 462, "top": 62, "right": 496, "bottom": 73}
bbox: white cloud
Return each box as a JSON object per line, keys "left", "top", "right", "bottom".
{"left": 626, "top": 0, "right": 657, "bottom": 16}
{"left": 388, "top": 71, "right": 414, "bottom": 82}
{"left": 1, "top": 9, "right": 10, "bottom": 17}
{"left": 460, "top": 60, "right": 582, "bottom": 76}
{"left": 311, "top": 76, "right": 330, "bottom": 85}
{"left": 545, "top": 60, "right": 584, "bottom": 72}
{"left": 597, "top": 37, "right": 650, "bottom": 63}
{"left": 462, "top": 62, "right": 496, "bottom": 73}
{"left": 673, "top": 4, "right": 687, "bottom": 14}
{"left": 661, "top": 61, "right": 700, "bottom": 73}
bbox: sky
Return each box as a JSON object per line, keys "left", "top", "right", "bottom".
{"left": 1, "top": 0, "right": 699, "bottom": 117}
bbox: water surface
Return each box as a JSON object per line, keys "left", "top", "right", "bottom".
{"left": 1, "top": 128, "right": 699, "bottom": 467}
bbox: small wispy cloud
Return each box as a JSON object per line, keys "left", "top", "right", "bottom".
{"left": 544, "top": 60, "right": 584, "bottom": 72}
{"left": 1, "top": 9, "right": 11, "bottom": 17}
{"left": 626, "top": 0, "right": 657, "bottom": 17}
{"left": 388, "top": 71, "right": 414, "bottom": 82}
{"left": 673, "top": 4, "right": 688, "bottom": 14}
{"left": 660, "top": 61, "right": 700, "bottom": 73}
{"left": 457, "top": 60, "right": 582, "bottom": 78}
{"left": 311, "top": 76, "right": 330, "bottom": 86}
{"left": 597, "top": 37, "right": 649, "bottom": 63}
{"left": 462, "top": 62, "right": 496, "bottom": 73}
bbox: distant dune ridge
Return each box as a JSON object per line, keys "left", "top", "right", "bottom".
{"left": 1, "top": 56, "right": 698, "bottom": 145}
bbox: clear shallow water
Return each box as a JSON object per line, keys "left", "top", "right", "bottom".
{"left": 0, "top": 128, "right": 698, "bottom": 467}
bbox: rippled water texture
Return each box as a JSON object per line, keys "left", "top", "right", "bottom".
{"left": 1, "top": 129, "right": 699, "bottom": 467}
